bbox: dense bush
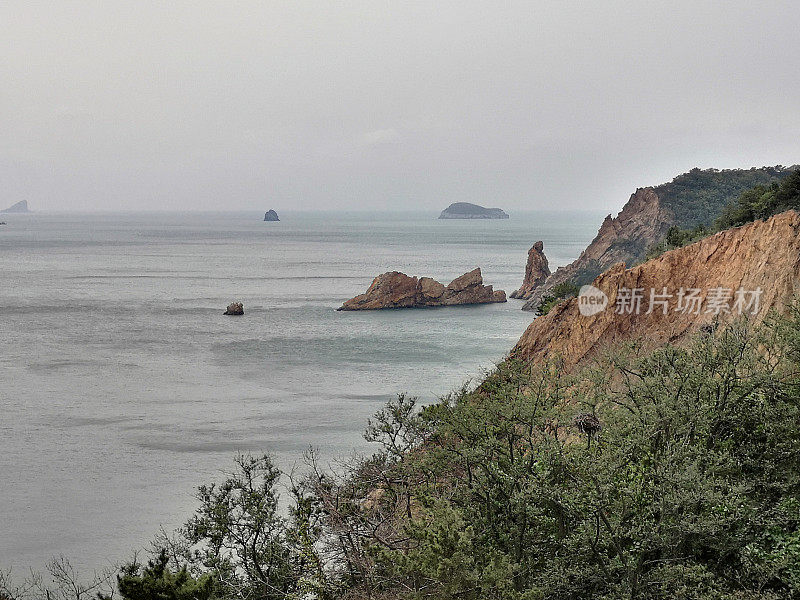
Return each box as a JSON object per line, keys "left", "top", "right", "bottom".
{"left": 647, "top": 169, "right": 800, "bottom": 259}
{"left": 654, "top": 166, "right": 796, "bottom": 229}
{"left": 716, "top": 169, "right": 800, "bottom": 230}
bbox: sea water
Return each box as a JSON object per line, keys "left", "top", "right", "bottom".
{"left": 0, "top": 209, "right": 602, "bottom": 572}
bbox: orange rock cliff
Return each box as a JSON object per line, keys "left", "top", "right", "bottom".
{"left": 513, "top": 210, "right": 800, "bottom": 367}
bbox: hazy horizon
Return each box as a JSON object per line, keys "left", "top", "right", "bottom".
{"left": 3, "top": 1, "right": 799, "bottom": 213}
{"left": 6, "top": 205, "right": 610, "bottom": 215}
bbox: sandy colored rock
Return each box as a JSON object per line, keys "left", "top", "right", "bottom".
{"left": 512, "top": 210, "right": 800, "bottom": 367}
{"left": 338, "top": 268, "right": 506, "bottom": 310}
{"left": 510, "top": 241, "right": 551, "bottom": 299}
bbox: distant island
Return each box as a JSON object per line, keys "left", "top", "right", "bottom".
{"left": 438, "top": 202, "right": 508, "bottom": 219}
{"left": 1, "top": 200, "right": 30, "bottom": 213}
{"left": 264, "top": 210, "right": 279, "bottom": 222}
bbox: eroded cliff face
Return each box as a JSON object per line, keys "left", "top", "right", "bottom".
{"left": 513, "top": 210, "right": 800, "bottom": 367}
{"left": 522, "top": 188, "right": 673, "bottom": 310}
{"left": 510, "top": 241, "right": 550, "bottom": 299}
{"left": 338, "top": 268, "right": 506, "bottom": 310}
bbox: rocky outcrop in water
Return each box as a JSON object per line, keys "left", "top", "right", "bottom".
{"left": 1, "top": 200, "right": 29, "bottom": 213}
{"left": 338, "top": 268, "right": 506, "bottom": 310}
{"left": 512, "top": 210, "right": 800, "bottom": 367}
{"left": 510, "top": 241, "right": 550, "bottom": 299}
{"left": 224, "top": 302, "right": 244, "bottom": 315}
{"left": 264, "top": 210, "right": 279, "bottom": 222}
{"left": 438, "top": 202, "right": 509, "bottom": 219}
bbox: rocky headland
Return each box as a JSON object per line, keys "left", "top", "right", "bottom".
{"left": 512, "top": 210, "right": 800, "bottom": 368}
{"left": 1, "top": 200, "right": 30, "bottom": 213}
{"left": 522, "top": 166, "right": 798, "bottom": 311}
{"left": 438, "top": 202, "right": 509, "bottom": 219}
{"left": 338, "top": 268, "right": 506, "bottom": 310}
{"left": 509, "top": 241, "right": 550, "bottom": 299}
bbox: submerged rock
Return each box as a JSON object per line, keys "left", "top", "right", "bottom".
{"left": 338, "top": 268, "right": 506, "bottom": 310}
{"left": 263, "top": 210, "right": 280, "bottom": 222}
{"left": 224, "top": 302, "right": 244, "bottom": 316}
{"left": 510, "top": 241, "right": 550, "bottom": 299}
{"left": 438, "top": 202, "right": 508, "bottom": 219}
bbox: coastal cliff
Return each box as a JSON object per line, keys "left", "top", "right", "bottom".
{"left": 522, "top": 188, "right": 672, "bottom": 310}
{"left": 338, "top": 268, "right": 506, "bottom": 310}
{"left": 513, "top": 210, "right": 800, "bottom": 367}
{"left": 522, "top": 166, "right": 798, "bottom": 311}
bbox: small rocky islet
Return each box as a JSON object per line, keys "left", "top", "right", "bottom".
{"left": 263, "top": 210, "right": 279, "bottom": 222}
{"left": 338, "top": 268, "right": 506, "bottom": 311}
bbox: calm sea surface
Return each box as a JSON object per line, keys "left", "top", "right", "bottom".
{"left": 0, "top": 210, "right": 602, "bottom": 572}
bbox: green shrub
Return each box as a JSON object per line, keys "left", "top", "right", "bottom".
{"left": 311, "top": 308, "right": 800, "bottom": 599}
{"left": 538, "top": 281, "right": 580, "bottom": 315}
{"left": 646, "top": 170, "right": 800, "bottom": 261}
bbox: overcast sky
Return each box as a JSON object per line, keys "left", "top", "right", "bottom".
{"left": 2, "top": 1, "right": 798, "bottom": 212}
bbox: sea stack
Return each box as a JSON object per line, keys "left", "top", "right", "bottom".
{"left": 438, "top": 202, "right": 509, "bottom": 220}
{"left": 1, "top": 200, "right": 30, "bottom": 213}
{"left": 338, "top": 268, "right": 506, "bottom": 310}
{"left": 264, "top": 210, "right": 280, "bottom": 222}
{"left": 510, "top": 241, "right": 551, "bottom": 299}
{"left": 224, "top": 302, "right": 244, "bottom": 316}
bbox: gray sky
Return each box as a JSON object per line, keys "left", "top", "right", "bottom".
{"left": 2, "top": 1, "right": 799, "bottom": 212}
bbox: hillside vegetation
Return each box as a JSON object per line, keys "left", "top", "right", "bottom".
{"left": 655, "top": 166, "right": 797, "bottom": 229}
{"left": 6, "top": 309, "right": 798, "bottom": 600}
{"left": 648, "top": 169, "right": 800, "bottom": 259}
